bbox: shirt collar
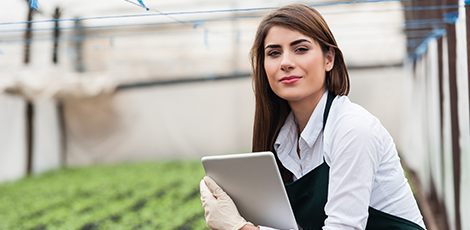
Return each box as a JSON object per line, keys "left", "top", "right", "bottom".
{"left": 274, "top": 112, "right": 297, "bottom": 155}
{"left": 273, "top": 112, "right": 301, "bottom": 178}
{"left": 300, "top": 90, "right": 328, "bottom": 148}
{"left": 274, "top": 90, "right": 329, "bottom": 152}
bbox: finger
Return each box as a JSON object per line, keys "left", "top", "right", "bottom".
{"left": 200, "top": 179, "right": 213, "bottom": 219}
{"left": 204, "top": 176, "right": 226, "bottom": 198}
{"left": 200, "top": 179, "right": 214, "bottom": 202}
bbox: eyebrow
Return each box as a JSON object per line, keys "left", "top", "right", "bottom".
{"left": 264, "top": 39, "right": 311, "bottom": 50}
{"left": 291, "top": 39, "right": 311, "bottom": 46}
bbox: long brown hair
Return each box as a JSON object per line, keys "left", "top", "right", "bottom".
{"left": 250, "top": 4, "right": 350, "bottom": 183}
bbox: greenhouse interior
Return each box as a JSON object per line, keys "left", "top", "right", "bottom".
{"left": 0, "top": 0, "right": 469, "bottom": 229}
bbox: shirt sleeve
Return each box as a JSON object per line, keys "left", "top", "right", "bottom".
{"left": 323, "top": 114, "right": 381, "bottom": 230}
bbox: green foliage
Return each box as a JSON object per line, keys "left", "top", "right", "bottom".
{"left": 0, "top": 160, "right": 208, "bottom": 230}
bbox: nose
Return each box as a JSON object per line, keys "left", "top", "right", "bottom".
{"left": 280, "top": 53, "right": 295, "bottom": 71}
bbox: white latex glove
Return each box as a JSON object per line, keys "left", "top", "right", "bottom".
{"left": 200, "top": 176, "right": 253, "bottom": 230}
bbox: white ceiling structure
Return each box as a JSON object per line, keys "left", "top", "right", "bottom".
{"left": 0, "top": 0, "right": 407, "bottom": 84}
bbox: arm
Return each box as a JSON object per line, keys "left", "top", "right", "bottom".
{"left": 323, "top": 115, "right": 380, "bottom": 230}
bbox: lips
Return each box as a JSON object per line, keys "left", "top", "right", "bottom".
{"left": 280, "top": 75, "right": 302, "bottom": 84}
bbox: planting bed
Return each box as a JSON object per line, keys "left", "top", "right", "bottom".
{"left": 0, "top": 160, "right": 208, "bottom": 230}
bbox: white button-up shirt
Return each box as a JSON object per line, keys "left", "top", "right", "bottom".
{"left": 259, "top": 91, "right": 425, "bottom": 230}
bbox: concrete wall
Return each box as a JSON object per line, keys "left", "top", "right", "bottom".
{"left": 64, "top": 78, "right": 255, "bottom": 165}
{"left": 0, "top": 95, "right": 62, "bottom": 184}
{"left": 0, "top": 93, "right": 26, "bottom": 183}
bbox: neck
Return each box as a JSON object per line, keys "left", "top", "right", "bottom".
{"left": 288, "top": 89, "right": 326, "bottom": 133}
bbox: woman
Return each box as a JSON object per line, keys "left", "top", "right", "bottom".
{"left": 200, "top": 4, "right": 426, "bottom": 230}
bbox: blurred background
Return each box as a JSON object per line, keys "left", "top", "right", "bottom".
{"left": 0, "top": 0, "right": 468, "bottom": 229}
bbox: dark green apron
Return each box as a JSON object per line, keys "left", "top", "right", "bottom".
{"left": 284, "top": 92, "right": 425, "bottom": 230}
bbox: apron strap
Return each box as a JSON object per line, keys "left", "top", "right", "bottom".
{"left": 322, "top": 91, "right": 336, "bottom": 130}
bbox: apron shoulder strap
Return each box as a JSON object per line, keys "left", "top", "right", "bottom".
{"left": 322, "top": 91, "right": 336, "bottom": 130}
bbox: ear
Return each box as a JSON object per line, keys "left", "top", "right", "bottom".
{"left": 325, "top": 47, "right": 335, "bottom": 72}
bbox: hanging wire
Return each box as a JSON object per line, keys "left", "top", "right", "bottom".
{"left": 0, "top": 15, "right": 260, "bottom": 35}
{"left": 0, "top": 4, "right": 457, "bottom": 34}
{"left": 321, "top": 4, "right": 458, "bottom": 15}
{"left": 0, "top": 0, "right": 458, "bottom": 60}
{"left": 0, "top": 14, "right": 449, "bottom": 44}
{"left": 122, "top": 0, "right": 193, "bottom": 26}
{"left": 1, "top": 4, "right": 457, "bottom": 32}
{"left": 0, "top": 18, "right": 439, "bottom": 45}
{"left": 0, "top": 0, "right": 413, "bottom": 26}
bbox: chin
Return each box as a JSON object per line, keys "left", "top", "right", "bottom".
{"left": 278, "top": 94, "right": 303, "bottom": 102}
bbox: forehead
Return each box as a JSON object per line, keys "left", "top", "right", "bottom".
{"left": 264, "top": 26, "right": 312, "bottom": 45}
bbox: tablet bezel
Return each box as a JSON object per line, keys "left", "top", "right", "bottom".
{"left": 202, "top": 152, "right": 298, "bottom": 230}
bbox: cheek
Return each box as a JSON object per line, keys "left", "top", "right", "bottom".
{"left": 303, "top": 57, "right": 325, "bottom": 75}
{"left": 264, "top": 61, "right": 277, "bottom": 83}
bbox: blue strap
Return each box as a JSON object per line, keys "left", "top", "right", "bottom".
{"left": 28, "top": 0, "right": 38, "bottom": 10}
{"left": 444, "top": 11, "right": 459, "bottom": 24}
{"left": 137, "top": 0, "right": 149, "bottom": 11}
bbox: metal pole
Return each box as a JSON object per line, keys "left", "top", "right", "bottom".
{"left": 52, "top": 7, "right": 61, "bottom": 64}
{"left": 23, "top": 6, "right": 34, "bottom": 64}
{"left": 445, "top": 20, "right": 462, "bottom": 230}
{"left": 466, "top": 1, "right": 470, "bottom": 127}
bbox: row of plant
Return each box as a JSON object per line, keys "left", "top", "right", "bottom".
{"left": 0, "top": 160, "right": 208, "bottom": 230}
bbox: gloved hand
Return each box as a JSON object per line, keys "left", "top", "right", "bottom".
{"left": 200, "top": 176, "right": 254, "bottom": 230}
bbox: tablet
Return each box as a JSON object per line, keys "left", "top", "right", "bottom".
{"left": 201, "top": 152, "right": 298, "bottom": 230}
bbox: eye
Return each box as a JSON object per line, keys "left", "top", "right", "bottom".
{"left": 295, "top": 47, "right": 309, "bottom": 53}
{"left": 267, "top": 50, "right": 281, "bottom": 57}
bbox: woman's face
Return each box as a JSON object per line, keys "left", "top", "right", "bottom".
{"left": 264, "top": 26, "right": 334, "bottom": 105}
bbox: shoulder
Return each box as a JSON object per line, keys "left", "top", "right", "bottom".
{"left": 326, "top": 96, "right": 382, "bottom": 134}
{"left": 323, "top": 96, "right": 384, "bottom": 162}
{"left": 323, "top": 96, "right": 386, "bottom": 156}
